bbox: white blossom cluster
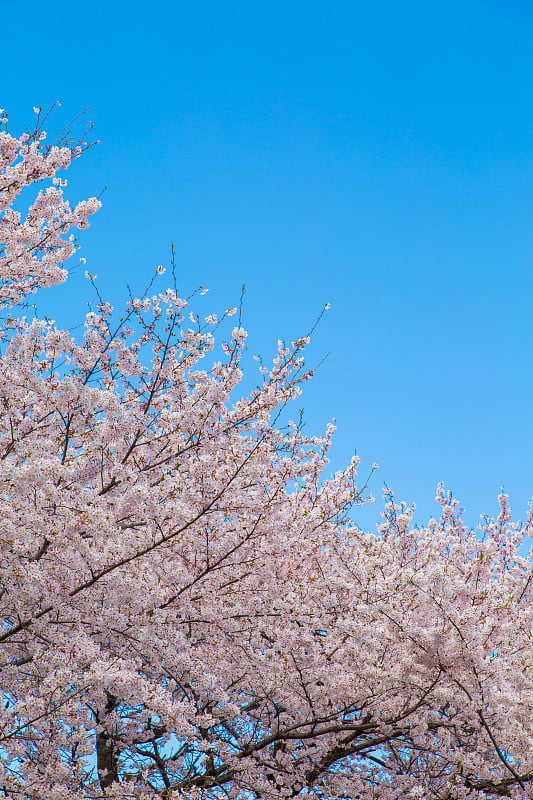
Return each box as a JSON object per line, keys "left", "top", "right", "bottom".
{"left": 0, "top": 109, "right": 532, "bottom": 800}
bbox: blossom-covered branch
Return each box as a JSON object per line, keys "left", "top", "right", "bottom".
{"left": 0, "top": 109, "right": 532, "bottom": 800}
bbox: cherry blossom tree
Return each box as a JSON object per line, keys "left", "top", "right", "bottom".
{"left": 1, "top": 108, "right": 533, "bottom": 800}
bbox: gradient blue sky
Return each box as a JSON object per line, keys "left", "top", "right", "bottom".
{"left": 3, "top": 0, "right": 532, "bottom": 530}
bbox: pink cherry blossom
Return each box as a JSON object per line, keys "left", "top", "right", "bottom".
{"left": 0, "top": 109, "right": 533, "bottom": 800}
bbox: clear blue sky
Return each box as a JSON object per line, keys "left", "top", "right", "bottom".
{"left": 3, "top": 0, "right": 532, "bottom": 530}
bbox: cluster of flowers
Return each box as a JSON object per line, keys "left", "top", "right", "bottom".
{"left": 0, "top": 109, "right": 532, "bottom": 800}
